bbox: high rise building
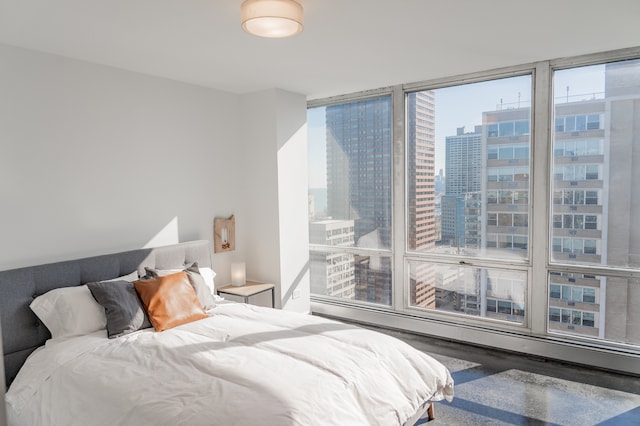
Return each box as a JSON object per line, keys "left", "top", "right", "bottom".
{"left": 483, "top": 106, "right": 531, "bottom": 258}
{"left": 548, "top": 60, "right": 640, "bottom": 345}
{"left": 445, "top": 126, "right": 483, "bottom": 195}
{"left": 440, "top": 126, "right": 483, "bottom": 250}
{"left": 442, "top": 126, "right": 482, "bottom": 249}
{"left": 482, "top": 106, "right": 531, "bottom": 321}
{"left": 326, "top": 98, "right": 392, "bottom": 249}
{"left": 325, "top": 97, "right": 393, "bottom": 305}
{"left": 407, "top": 91, "right": 437, "bottom": 307}
{"left": 548, "top": 97, "right": 605, "bottom": 338}
{"left": 407, "top": 91, "right": 437, "bottom": 252}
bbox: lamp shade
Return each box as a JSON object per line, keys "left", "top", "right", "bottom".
{"left": 231, "top": 262, "right": 246, "bottom": 286}
{"left": 241, "top": 0, "right": 303, "bottom": 38}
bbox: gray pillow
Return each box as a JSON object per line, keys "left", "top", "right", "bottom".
{"left": 145, "top": 262, "right": 216, "bottom": 310}
{"left": 87, "top": 280, "right": 152, "bottom": 338}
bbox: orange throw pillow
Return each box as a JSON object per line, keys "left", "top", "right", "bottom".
{"left": 134, "top": 271, "right": 208, "bottom": 332}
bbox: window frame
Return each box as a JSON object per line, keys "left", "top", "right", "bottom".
{"left": 307, "top": 90, "right": 396, "bottom": 307}
{"left": 308, "top": 47, "right": 640, "bottom": 374}
{"left": 400, "top": 68, "right": 535, "bottom": 331}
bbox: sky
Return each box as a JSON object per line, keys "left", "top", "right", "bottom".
{"left": 308, "top": 65, "right": 606, "bottom": 189}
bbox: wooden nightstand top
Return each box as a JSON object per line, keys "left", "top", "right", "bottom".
{"left": 216, "top": 280, "right": 275, "bottom": 298}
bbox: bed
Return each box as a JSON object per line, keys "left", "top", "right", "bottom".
{"left": 1, "top": 240, "right": 453, "bottom": 425}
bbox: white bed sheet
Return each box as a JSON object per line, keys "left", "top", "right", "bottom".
{"left": 6, "top": 303, "right": 453, "bottom": 426}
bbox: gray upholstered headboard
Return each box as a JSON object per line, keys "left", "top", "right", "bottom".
{"left": 0, "top": 240, "right": 213, "bottom": 389}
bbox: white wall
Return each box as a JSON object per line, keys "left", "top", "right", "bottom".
{"left": 0, "top": 44, "right": 309, "bottom": 306}
{"left": 238, "top": 90, "right": 280, "bottom": 290}
{"left": 239, "top": 89, "right": 310, "bottom": 312}
{"left": 275, "top": 91, "right": 310, "bottom": 312}
{"left": 0, "top": 44, "right": 243, "bottom": 285}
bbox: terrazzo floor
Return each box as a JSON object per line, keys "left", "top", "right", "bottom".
{"left": 365, "top": 325, "right": 640, "bottom": 426}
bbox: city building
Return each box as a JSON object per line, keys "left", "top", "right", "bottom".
{"left": 407, "top": 91, "right": 437, "bottom": 252}
{"left": 464, "top": 192, "right": 482, "bottom": 250}
{"left": 440, "top": 194, "right": 465, "bottom": 247}
{"left": 323, "top": 97, "right": 393, "bottom": 305}
{"left": 548, "top": 96, "right": 606, "bottom": 338}
{"left": 325, "top": 98, "right": 393, "bottom": 249}
{"left": 445, "top": 126, "right": 483, "bottom": 195}
{"left": 483, "top": 106, "right": 531, "bottom": 257}
{"left": 548, "top": 60, "right": 640, "bottom": 345}
{"left": 309, "top": 220, "right": 356, "bottom": 299}
{"left": 441, "top": 126, "right": 482, "bottom": 249}
{"left": 407, "top": 91, "right": 437, "bottom": 307}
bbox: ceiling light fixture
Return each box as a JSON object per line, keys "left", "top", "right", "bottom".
{"left": 241, "top": 0, "right": 304, "bottom": 38}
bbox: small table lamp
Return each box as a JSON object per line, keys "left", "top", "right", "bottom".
{"left": 231, "top": 262, "right": 246, "bottom": 286}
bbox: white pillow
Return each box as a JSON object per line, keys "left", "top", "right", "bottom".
{"left": 30, "top": 285, "right": 107, "bottom": 339}
{"left": 146, "top": 265, "right": 217, "bottom": 296}
{"left": 198, "top": 267, "right": 217, "bottom": 295}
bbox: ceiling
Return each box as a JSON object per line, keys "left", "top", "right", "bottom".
{"left": 1, "top": 0, "right": 639, "bottom": 100}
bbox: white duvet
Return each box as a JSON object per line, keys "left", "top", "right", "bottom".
{"left": 7, "top": 303, "right": 453, "bottom": 426}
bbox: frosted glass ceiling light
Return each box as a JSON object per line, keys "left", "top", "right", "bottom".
{"left": 241, "top": 0, "right": 303, "bottom": 38}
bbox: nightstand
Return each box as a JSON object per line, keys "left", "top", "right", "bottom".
{"left": 216, "top": 280, "right": 275, "bottom": 308}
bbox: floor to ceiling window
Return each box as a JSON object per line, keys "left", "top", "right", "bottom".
{"left": 307, "top": 48, "right": 640, "bottom": 372}
{"left": 406, "top": 76, "right": 531, "bottom": 325}
{"left": 549, "top": 60, "right": 640, "bottom": 347}
{"left": 308, "top": 96, "right": 393, "bottom": 306}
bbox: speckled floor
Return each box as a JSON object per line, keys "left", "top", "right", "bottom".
{"left": 368, "top": 326, "right": 640, "bottom": 426}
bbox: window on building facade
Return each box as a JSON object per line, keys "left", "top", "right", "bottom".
{"left": 308, "top": 52, "right": 640, "bottom": 355}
